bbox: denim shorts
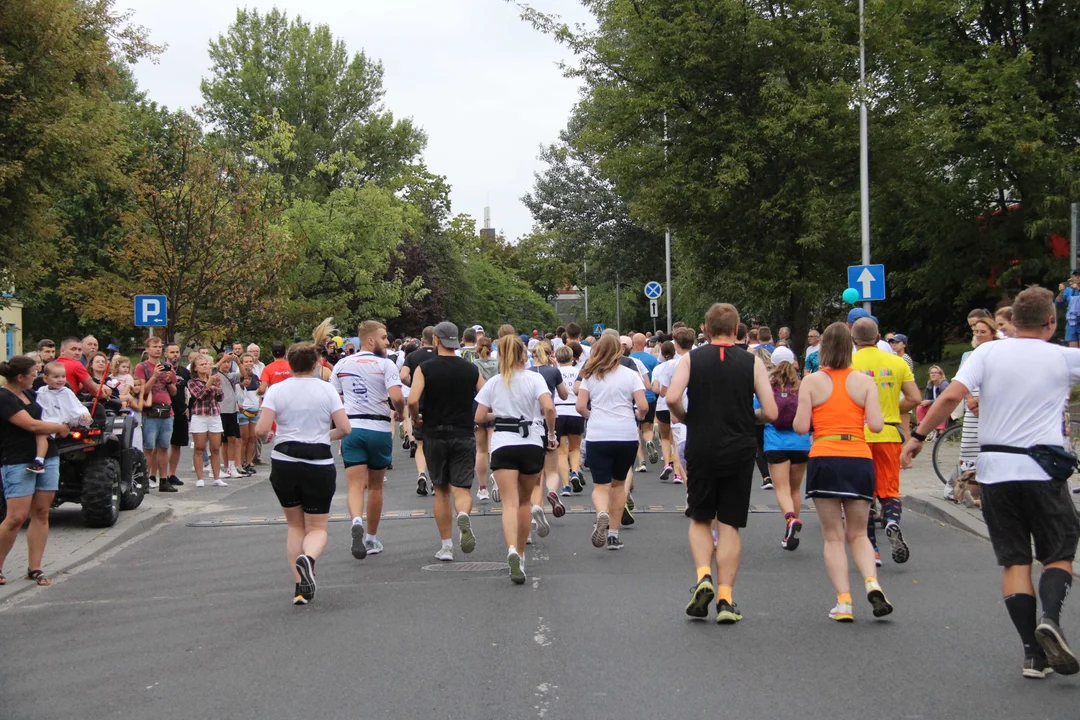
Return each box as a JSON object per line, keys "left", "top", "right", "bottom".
{"left": 237, "top": 410, "right": 259, "bottom": 426}
{"left": 142, "top": 416, "right": 174, "bottom": 450}
{"left": 2, "top": 456, "right": 60, "bottom": 499}
{"left": 1067, "top": 322, "right": 1080, "bottom": 343}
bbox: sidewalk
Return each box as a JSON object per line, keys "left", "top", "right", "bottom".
{"left": 0, "top": 458, "right": 267, "bottom": 603}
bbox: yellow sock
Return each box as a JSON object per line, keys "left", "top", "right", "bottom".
{"left": 864, "top": 577, "right": 878, "bottom": 590}
{"left": 717, "top": 584, "right": 733, "bottom": 604}
{"left": 838, "top": 592, "right": 852, "bottom": 605}
{"left": 696, "top": 566, "right": 712, "bottom": 583}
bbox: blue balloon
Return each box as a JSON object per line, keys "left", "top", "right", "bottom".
{"left": 842, "top": 287, "right": 860, "bottom": 304}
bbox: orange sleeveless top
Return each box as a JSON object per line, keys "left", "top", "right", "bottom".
{"left": 809, "top": 368, "right": 872, "bottom": 459}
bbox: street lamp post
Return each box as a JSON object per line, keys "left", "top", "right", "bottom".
{"left": 859, "top": 0, "right": 872, "bottom": 313}
{"left": 664, "top": 113, "right": 673, "bottom": 331}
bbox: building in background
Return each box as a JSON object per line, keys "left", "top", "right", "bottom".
{"left": 0, "top": 293, "right": 24, "bottom": 361}
{"left": 480, "top": 206, "right": 497, "bottom": 240}
{"left": 552, "top": 285, "right": 584, "bottom": 325}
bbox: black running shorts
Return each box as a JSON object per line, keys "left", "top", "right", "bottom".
{"left": 586, "top": 440, "right": 638, "bottom": 484}
{"left": 490, "top": 444, "right": 545, "bottom": 476}
{"left": 764, "top": 450, "right": 809, "bottom": 465}
{"left": 641, "top": 399, "right": 657, "bottom": 425}
{"left": 655, "top": 410, "right": 671, "bottom": 426}
{"left": 424, "top": 436, "right": 476, "bottom": 489}
{"left": 555, "top": 416, "right": 585, "bottom": 439}
{"left": 981, "top": 480, "right": 1080, "bottom": 567}
{"left": 685, "top": 451, "right": 756, "bottom": 527}
{"left": 270, "top": 459, "right": 336, "bottom": 515}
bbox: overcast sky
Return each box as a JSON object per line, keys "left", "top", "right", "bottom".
{"left": 118, "top": 0, "right": 593, "bottom": 240}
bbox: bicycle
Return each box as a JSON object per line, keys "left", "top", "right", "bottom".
{"left": 932, "top": 418, "right": 1080, "bottom": 485}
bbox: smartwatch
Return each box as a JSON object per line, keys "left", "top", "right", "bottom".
{"left": 910, "top": 429, "right": 928, "bottom": 443}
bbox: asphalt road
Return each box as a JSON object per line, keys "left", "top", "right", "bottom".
{"left": 3, "top": 442, "right": 1078, "bottom": 720}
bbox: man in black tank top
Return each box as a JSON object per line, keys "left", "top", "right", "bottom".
{"left": 408, "top": 322, "right": 485, "bottom": 561}
{"left": 667, "top": 303, "right": 777, "bottom": 624}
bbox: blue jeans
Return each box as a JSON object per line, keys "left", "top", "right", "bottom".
{"left": 142, "top": 416, "right": 174, "bottom": 450}
{"left": 2, "top": 456, "right": 60, "bottom": 499}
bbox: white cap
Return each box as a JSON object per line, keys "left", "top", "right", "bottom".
{"left": 471, "top": 324, "right": 484, "bottom": 333}
{"left": 771, "top": 346, "right": 796, "bottom": 366}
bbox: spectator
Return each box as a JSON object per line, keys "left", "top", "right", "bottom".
{"left": 917, "top": 366, "right": 950, "bottom": 440}
{"left": 215, "top": 352, "right": 243, "bottom": 478}
{"left": 56, "top": 337, "right": 100, "bottom": 396}
{"left": 805, "top": 329, "right": 821, "bottom": 374}
{"left": 0, "top": 356, "right": 71, "bottom": 587}
{"left": 246, "top": 344, "right": 264, "bottom": 375}
{"left": 778, "top": 327, "right": 791, "bottom": 346}
{"left": 109, "top": 356, "right": 135, "bottom": 399}
{"left": 134, "top": 337, "right": 179, "bottom": 493}
{"left": 122, "top": 376, "right": 147, "bottom": 450}
{"left": 165, "top": 342, "right": 190, "bottom": 488}
{"left": 36, "top": 339, "right": 56, "bottom": 363}
{"left": 86, "top": 352, "right": 110, "bottom": 390}
{"left": 888, "top": 334, "right": 914, "bottom": 371}
{"left": 188, "top": 354, "right": 226, "bottom": 487}
{"left": 996, "top": 306, "right": 1016, "bottom": 338}
{"left": 32, "top": 361, "right": 92, "bottom": 473}
{"left": 236, "top": 353, "right": 261, "bottom": 474}
{"left": 1056, "top": 271, "right": 1080, "bottom": 348}
{"left": 81, "top": 335, "right": 99, "bottom": 366}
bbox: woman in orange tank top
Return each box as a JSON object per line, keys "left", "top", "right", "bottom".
{"left": 793, "top": 322, "right": 893, "bottom": 622}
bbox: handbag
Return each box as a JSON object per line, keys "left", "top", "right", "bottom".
{"left": 981, "top": 444, "right": 1079, "bottom": 482}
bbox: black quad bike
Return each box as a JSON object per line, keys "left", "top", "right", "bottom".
{"left": 0, "top": 399, "right": 149, "bottom": 528}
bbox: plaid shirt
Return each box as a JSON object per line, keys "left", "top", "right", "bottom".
{"left": 187, "top": 377, "right": 224, "bottom": 417}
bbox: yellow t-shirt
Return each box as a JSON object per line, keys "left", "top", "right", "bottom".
{"left": 851, "top": 347, "right": 914, "bottom": 443}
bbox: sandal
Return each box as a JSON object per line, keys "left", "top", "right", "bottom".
{"left": 0, "top": 569, "right": 6, "bottom": 585}
{"left": 26, "top": 569, "right": 51, "bottom": 586}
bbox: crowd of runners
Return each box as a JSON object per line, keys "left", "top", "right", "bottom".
{"left": 2, "top": 285, "right": 1078, "bottom": 682}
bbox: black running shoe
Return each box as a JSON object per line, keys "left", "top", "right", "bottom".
{"left": 715, "top": 599, "right": 742, "bottom": 624}
{"left": 1023, "top": 654, "right": 1054, "bottom": 679}
{"left": 606, "top": 535, "right": 624, "bottom": 550}
{"left": 885, "top": 521, "right": 910, "bottom": 564}
{"left": 570, "top": 473, "right": 583, "bottom": 494}
{"left": 295, "top": 555, "right": 316, "bottom": 601}
{"left": 782, "top": 517, "right": 802, "bottom": 551}
{"left": 351, "top": 523, "right": 367, "bottom": 559}
{"left": 416, "top": 472, "right": 429, "bottom": 496}
{"left": 626, "top": 492, "right": 635, "bottom": 512}
{"left": 1036, "top": 617, "right": 1080, "bottom": 675}
{"left": 761, "top": 477, "right": 773, "bottom": 490}
{"left": 293, "top": 582, "right": 307, "bottom": 605}
{"left": 685, "top": 578, "right": 715, "bottom": 618}
{"left": 168, "top": 474, "right": 184, "bottom": 486}
{"left": 621, "top": 505, "right": 635, "bottom": 526}
{"left": 158, "top": 480, "right": 178, "bottom": 493}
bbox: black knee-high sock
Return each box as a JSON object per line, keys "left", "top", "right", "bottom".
{"left": 1039, "top": 568, "right": 1073, "bottom": 624}
{"left": 881, "top": 497, "right": 902, "bottom": 525}
{"left": 1004, "top": 593, "right": 1040, "bottom": 656}
{"left": 866, "top": 506, "right": 878, "bottom": 547}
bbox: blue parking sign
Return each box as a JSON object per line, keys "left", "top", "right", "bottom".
{"left": 134, "top": 295, "right": 168, "bottom": 327}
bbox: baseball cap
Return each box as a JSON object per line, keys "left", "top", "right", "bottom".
{"left": 619, "top": 335, "right": 632, "bottom": 348}
{"left": 889, "top": 333, "right": 909, "bottom": 344}
{"left": 846, "top": 308, "right": 870, "bottom": 323}
{"left": 106, "top": 343, "right": 120, "bottom": 352}
{"left": 771, "top": 346, "right": 796, "bottom": 365}
{"left": 471, "top": 324, "right": 484, "bottom": 333}
{"left": 433, "top": 321, "right": 460, "bottom": 349}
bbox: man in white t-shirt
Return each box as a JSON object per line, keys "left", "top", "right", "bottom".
{"left": 331, "top": 320, "right": 405, "bottom": 560}
{"left": 565, "top": 322, "right": 591, "bottom": 367}
{"left": 903, "top": 286, "right": 1080, "bottom": 679}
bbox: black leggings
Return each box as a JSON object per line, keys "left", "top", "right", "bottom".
{"left": 755, "top": 425, "right": 769, "bottom": 480}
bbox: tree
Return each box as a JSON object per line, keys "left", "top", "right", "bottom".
{"left": 0, "top": 0, "right": 160, "bottom": 293}
{"left": 201, "top": 7, "right": 426, "bottom": 198}
{"left": 67, "top": 112, "right": 296, "bottom": 346}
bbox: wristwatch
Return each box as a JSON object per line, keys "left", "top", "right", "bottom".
{"left": 910, "top": 429, "right": 928, "bottom": 442}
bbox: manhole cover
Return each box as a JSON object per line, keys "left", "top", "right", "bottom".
{"left": 421, "top": 562, "right": 509, "bottom": 572}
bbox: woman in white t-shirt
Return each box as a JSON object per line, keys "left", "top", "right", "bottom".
{"left": 474, "top": 334, "right": 556, "bottom": 585}
{"left": 574, "top": 334, "right": 646, "bottom": 551}
{"left": 256, "top": 336, "right": 350, "bottom": 606}
{"left": 554, "top": 345, "right": 585, "bottom": 495}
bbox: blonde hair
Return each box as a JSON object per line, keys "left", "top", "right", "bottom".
{"left": 532, "top": 340, "right": 553, "bottom": 367}
{"left": 753, "top": 346, "right": 774, "bottom": 372}
{"left": 555, "top": 345, "right": 573, "bottom": 364}
{"left": 770, "top": 361, "right": 800, "bottom": 391}
{"left": 579, "top": 334, "right": 622, "bottom": 380}
{"left": 477, "top": 337, "right": 493, "bottom": 359}
{"left": 496, "top": 334, "right": 527, "bottom": 386}
{"left": 109, "top": 355, "right": 131, "bottom": 376}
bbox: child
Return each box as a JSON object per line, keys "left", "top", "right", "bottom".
{"left": 32, "top": 361, "right": 93, "bottom": 473}
{"left": 122, "top": 376, "right": 147, "bottom": 451}
{"left": 110, "top": 356, "right": 135, "bottom": 398}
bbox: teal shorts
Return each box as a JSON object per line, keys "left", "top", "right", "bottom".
{"left": 342, "top": 427, "right": 393, "bottom": 470}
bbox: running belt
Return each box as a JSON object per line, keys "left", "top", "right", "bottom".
{"left": 816, "top": 434, "right": 862, "bottom": 442}
{"left": 348, "top": 413, "right": 391, "bottom": 422}
{"left": 494, "top": 416, "right": 532, "bottom": 437}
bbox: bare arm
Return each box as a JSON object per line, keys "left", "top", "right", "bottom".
{"left": 399, "top": 365, "right": 413, "bottom": 388}
{"left": 388, "top": 385, "right": 405, "bottom": 420}
{"left": 407, "top": 366, "right": 425, "bottom": 427}
{"left": 753, "top": 357, "right": 778, "bottom": 424}
{"left": 792, "top": 375, "right": 816, "bottom": 435}
{"left": 540, "top": 392, "right": 557, "bottom": 448}
{"left": 255, "top": 408, "right": 276, "bottom": 442}
{"left": 474, "top": 402, "right": 494, "bottom": 425}
{"left": 575, "top": 387, "right": 591, "bottom": 418}
{"left": 859, "top": 375, "right": 885, "bottom": 433}
{"left": 556, "top": 380, "right": 568, "bottom": 401}
{"left": 8, "top": 410, "right": 70, "bottom": 437}
{"left": 899, "top": 380, "right": 921, "bottom": 413}
{"left": 666, "top": 354, "right": 691, "bottom": 424}
{"left": 632, "top": 389, "right": 647, "bottom": 422}
{"left": 329, "top": 408, "right": 351, "bottom": 442}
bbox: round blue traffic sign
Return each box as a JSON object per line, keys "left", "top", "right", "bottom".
{"left": 644, "top": 281, "right": 663, "bottom": 299}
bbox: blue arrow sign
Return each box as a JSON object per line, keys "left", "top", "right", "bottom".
{"left": 593, "top": 323, "right": 605, "bottom": 335}
{"left": 134, "top": 295, "right": 168, "bottom": 327}
{"left": 644, "top": 281, "right": 663, "bottom": 300}
{"left": 846, "top": 265, "right": 886, "bottom": 302}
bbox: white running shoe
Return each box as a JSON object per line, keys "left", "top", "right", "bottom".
{"left": 195, "top": 479, "right": 205, "bottom": 488}
{"left": 226, "top": 467, "right": 242, "bottom": 479}
{"left": 435, "top": 546, "right": 454, "bottom": 562}
{"left": 531, "top": 505, "right": 550, "bottom": 538}
{"left": 213, "top": 478, "right": 228, "bottom": 487}
{"left": 148, "top": 476, "right": 159, "bottom": 489}
{"left": 477, "top": 488, "right": 491, "bottom": 504}
{"left": 490, "top": 478, "right": 500, "bottom": 503}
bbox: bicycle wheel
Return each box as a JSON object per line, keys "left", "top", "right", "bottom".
{"left": 932, "top": 424, "right": 964, "bottom": 485}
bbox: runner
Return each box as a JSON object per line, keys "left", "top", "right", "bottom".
{"left": 669, "top": 303, "right": 777, "bottom": 623}
{"left": 794, "top": 322, "right": 893, "bottom": 622}
{"left": 331, "top": 320, "right": 405, "bottom": 560}
{"left": 850, "top": 317, "right": 920, "bottom": 566}
{"left": 528, "top": 340, "right": 568, "bottom": 535}
{"left": 469, "top": 337, "right": 499, "bottom": 503}
{"left": 575, "top": 334, "right": 647, "bottom": 550}
{"left": 757, "top": 346, "right": 811, "bottom": 550}
{"left": 473, "top": 334, "right": 556, "bottom": 585}
{"left": 630, "top": 333, "right": 661, "bottom": 468}
{"left": 654, "top": 328, "right": 695, "bottom": 484}
{"left": 408, "top": 322, "right": 484, "bottom": 561}
{"left": 400, "top": 327, "right": 437, "bottom": 496}
{"left": 256, "top": 338, "right": 351, "bottom": 605}
{"left": 903, "top": 286, "right": 1080, "bottom": 678}
{"left": 566, "top": 323, "right": 591, "bottom": 366}
{"left": 554, "top": 345, "right": 585, "bottom": 495}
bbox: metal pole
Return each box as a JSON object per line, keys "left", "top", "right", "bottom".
{"left": 664, "top": 113, "right": 673, "bottom": 331}
{"left": 616, "top": 273, "right": 621, "bottom": 333}
{"left": 1071, "top": 203, "right": 1079, "bottom": 274}
{"left": 584, "top": 261, "right": 589, "bottom": 326}
{"left": 859, "top": 0, "right": 871, "bottom": 314}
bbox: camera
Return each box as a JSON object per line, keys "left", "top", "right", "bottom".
{"left": 161, "top": 363, "right": 172, "bottom": 372}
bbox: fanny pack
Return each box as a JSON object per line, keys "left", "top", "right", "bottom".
{"left": 981, "top": 444, "right": 1079, "bottom": 482}
{"left": 275, "top": 441, "right": 333, "bottom": 462}
{"left": 145, "top": 404, "right": 172, "bottom": 420}
{"left": 239, "top": 406, "right": 259, "bottom": 419}
{"left": 348, "top": 413, "right": 391, "bottom": 422}
{"left": 494, "top": 416, "right": 532, "bottom": 438}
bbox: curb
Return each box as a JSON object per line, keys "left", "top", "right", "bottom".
{"left": 902, "top": 492, "right": 990, "bottom": 541}
{"left": 0, "top": 504, "right": 174, "bottom": 603}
